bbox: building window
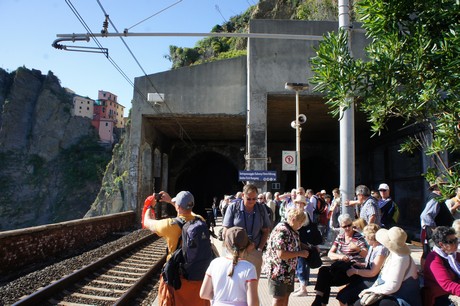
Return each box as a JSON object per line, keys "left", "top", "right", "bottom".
{"left": 105, "top": 122, "right": 108, "bottom": 126}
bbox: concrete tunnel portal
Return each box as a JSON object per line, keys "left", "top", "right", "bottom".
{"left": 175, "top": 151, "right": 241, "bottom": 217}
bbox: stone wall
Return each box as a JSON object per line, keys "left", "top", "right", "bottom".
{"left": 0, "top": 211, "right": 135, "bottom": 275}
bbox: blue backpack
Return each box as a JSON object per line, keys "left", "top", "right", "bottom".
{"left": 162, "top": 216, "right": 215, "bottom": 289}
{"left": 177, "top": 216, "right": 215, "bottom": 280}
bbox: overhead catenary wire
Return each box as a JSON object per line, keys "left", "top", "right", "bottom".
{"left": 126, "top": 0, "right": 183, "bottom": 31}
{"left": 65, "top": 0, "right": 139, "bottom": 95}
{"left": 96, "top": 0, "right": 196, "bottom": 147}
{"left": 63, "top": 0, "right": 194, "bottom": 146}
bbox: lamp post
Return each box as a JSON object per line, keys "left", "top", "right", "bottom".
{"left": 285, "top": 82, "right": 309, "bottom": 188}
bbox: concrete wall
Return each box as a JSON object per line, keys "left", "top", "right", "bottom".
{"left": 0, "top": 211, "right": 135, "bottom": 275}
{"left": 134, "top": 56, "right": 247, "bottom": 115}
{"left": 130, "top": 56, "right": 248, "bottom": 209}
{"left": 246, "top": 20, "right": 368, "bottom": 190}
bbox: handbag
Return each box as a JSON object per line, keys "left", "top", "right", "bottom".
{"left": 304, "top": 213, "right": 323, "bottom": 245}
{"left": 306, "top": 244, "right": 323, "bottom": 268}
{"left": 359, "top": 292, "right": 384, "bottom": 306}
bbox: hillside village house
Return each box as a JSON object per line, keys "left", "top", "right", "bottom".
{"left": 72, "top": 90, "right": 125, "bottom": 144}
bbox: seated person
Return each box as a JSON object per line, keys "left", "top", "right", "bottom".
{"left": 423, "top": 226, "right": 460, "bottom": 306}
{"left": 312, "top": 214, "right": 368, "bottom": 306}
{"left": 336, "top": 223, "right": 389, "bottom": 305}
{"left": 354, "top": 227, "right": 421, "bottom": 306}
{"left": 352, "top": 218, "right": 367, "bottom": 234}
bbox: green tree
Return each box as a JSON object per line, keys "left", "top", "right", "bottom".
{"left": 310, "top": 0, "right": 460, "bottom": 190}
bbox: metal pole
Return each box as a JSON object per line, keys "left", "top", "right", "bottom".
{"left": 285, "top": 82, "right": 309, "bottom": 189}
{"left": 295, "top": 90, "right": 301, "bottom": 188}
{"left": 338, "top": 0, "right": 355, "bottom": 217}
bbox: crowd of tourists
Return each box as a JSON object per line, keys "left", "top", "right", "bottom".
{"left": 142, "top": 180, "right": 460, "bottom": 306}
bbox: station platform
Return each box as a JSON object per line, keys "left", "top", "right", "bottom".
{"left": 153, "top": 217, "right": 458, "bottom": 306}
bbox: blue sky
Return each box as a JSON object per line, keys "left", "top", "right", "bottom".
{"left": 0, "top": 0, "right": 255, "bottom": 110}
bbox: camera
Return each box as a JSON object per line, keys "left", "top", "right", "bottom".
{"left": 154, "top": 193, "right": 162, "bottom": 202}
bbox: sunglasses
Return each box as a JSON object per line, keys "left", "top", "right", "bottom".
{"left": 246, "top": 197, "right": 257, "bottom": 201}
{"left": 341, "top": 223, "right": 353, "bottom": 229}
{"left": 444, "top": 238, "right": 459, "bottom": 245}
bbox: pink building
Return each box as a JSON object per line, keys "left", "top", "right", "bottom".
{"left": 91, "top": 90, "right": 125, "bottom": 143}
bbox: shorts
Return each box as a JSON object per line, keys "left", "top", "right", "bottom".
{"left": 268, "top": 279, "right": 294, "bottom": 297}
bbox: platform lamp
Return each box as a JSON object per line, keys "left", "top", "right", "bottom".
{"left": 285, "top": 82, "right": 309, "bottom": 188}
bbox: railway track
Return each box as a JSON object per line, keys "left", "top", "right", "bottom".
{"left": 12, "top": 233, "right": 166, "bottom": 306}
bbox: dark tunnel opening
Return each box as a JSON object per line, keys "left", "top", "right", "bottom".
{"left": 281, "top": 156, "right": 339, "bottom": 195}
{"left": 174, "top": 151, "right": 241, "bottom": 217}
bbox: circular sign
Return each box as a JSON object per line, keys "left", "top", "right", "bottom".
{"left": 285, "top": 155, "right": 294, "bottom": 164}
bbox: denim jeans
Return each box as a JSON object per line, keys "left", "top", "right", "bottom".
{"left": 296, "top": 256, "right": 310, "bottom": 285}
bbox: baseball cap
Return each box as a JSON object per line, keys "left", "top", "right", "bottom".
{"left": 320, "top": 189, "right": 327, "bottom": 194}
{"left": 172, "top": 191, "right": 195, "bottom": 210}
{"left": 378, "top": 183, "right": 389, "bottom": 191}
{"left": 225, "top": 227, "right": 250, "bottom": 251}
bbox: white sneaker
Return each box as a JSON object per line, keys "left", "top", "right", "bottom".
{"left": 292, "top": 290, "right": 308, "bottom": 297}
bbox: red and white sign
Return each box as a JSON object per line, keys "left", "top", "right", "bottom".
{"left": 282, "top": 151, "right": 296, "bottom": 171}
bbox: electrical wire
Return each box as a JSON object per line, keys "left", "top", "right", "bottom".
{"left": 126, "top": 0, "right": 183, "bottom": 31}
{"left": 96, "top": 0, "right": 195, "bottom": 147}
{"left": 64, "top": 0, "right": 195, "bottom": 146}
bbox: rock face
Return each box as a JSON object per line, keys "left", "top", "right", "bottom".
{"left": 84, "top": 123, "right": 131, "bottom": 218}
{"left": 0, "top": 67, "right": 111, "bottom": 231}
{"left": 252, "top": 0, "right": 297, "bottom": 19}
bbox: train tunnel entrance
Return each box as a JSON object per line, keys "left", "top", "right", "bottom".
{"left": 174, "top": 151, "right": 241, "bottom": 217}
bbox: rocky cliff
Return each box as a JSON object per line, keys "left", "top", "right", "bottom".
{"left": 84, "top": 122, "right": 132, "bottom": 218}
{"left": 0, "top": 67, "right": 111, "bottom": 231}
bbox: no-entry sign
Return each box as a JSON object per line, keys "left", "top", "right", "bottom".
{"left": 282, "top": 151, "right": 296, "bottom": 171}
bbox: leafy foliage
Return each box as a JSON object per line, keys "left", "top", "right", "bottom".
{"left": 295, "top": 0, "right": 339, "bottom": 21}
{"left": 60, "top": 137, "right": 112, "bottom": 187}
{"left": 165, "top": 6, "right": 254, "bottom": 68}
{"left": 311, "top": 0, "right": 460, "bottom": 181}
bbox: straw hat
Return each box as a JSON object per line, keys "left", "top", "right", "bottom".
{"left": 376, "top": 227, "right": 410, "bottom": 256}
{"left": 294, "top": 194, "right": 307, "bottom": 206}
{"left": 429, "top": 176, "right": 447, "bottom": 190}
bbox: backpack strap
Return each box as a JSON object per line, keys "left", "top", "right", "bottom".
{"left": 172, "top": 216, "right": 186, "bottom": 249}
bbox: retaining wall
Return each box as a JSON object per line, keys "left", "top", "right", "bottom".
{"left": 0, "top": 211, "right": 136, "bottom": 275}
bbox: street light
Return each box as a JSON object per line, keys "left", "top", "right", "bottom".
{"left": 285, "top": 82, "right": 309, "bottom": 188}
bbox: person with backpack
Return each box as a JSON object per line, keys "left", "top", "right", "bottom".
{"left": 200, "top": 226, "right": 259, "bottom": 306}
{"left": 222, "top": 184, "right": 271, "bottom": 278}
{"left": 143, "top": 190, "right": 212, "bottom": 306}
{"left": 378, "top": 183, "right": 400, "bottom": 228}
{"left": 345, "top": 185, "right": 381, "bottom": 226}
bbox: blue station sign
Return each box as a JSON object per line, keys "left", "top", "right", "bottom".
{"left": 239, "top": 170, "right": 277, "bottom": 182}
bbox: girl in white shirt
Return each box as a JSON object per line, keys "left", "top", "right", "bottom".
{"left": 200, "top": 226, "right": 259, "bottom": 306}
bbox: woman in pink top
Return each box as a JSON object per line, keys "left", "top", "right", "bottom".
{"left": 424, "top": 226, "right": 460, "bottom": 306}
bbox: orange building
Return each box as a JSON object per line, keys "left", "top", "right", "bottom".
{"left": 91, "top": 90, "right": 125, "bottom": 143}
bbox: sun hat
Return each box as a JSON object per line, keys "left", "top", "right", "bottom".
{"left": 172, "top": 191, "right": 195, "bottom": 210}
{"left": 429, "top": 176, "right": 447, "bottom": 190}
{"left": 376, "top": 227, "right": 410, "bottom": 256}
{"left": 294, "top": 194, "right": 307, "bottom": 205}
{"left": 378, "top": 183, "right": 389, "bottom": 191}
{"left": 225, "top": 227, "right": 250, "bottom": 251}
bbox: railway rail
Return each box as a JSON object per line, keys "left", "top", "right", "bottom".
{"left": 12, "top": 233, "right": 166, "bottom": 306}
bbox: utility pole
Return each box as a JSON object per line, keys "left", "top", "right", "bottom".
{"left": 338, "top": 0, "right": 356, "bottom": 217}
